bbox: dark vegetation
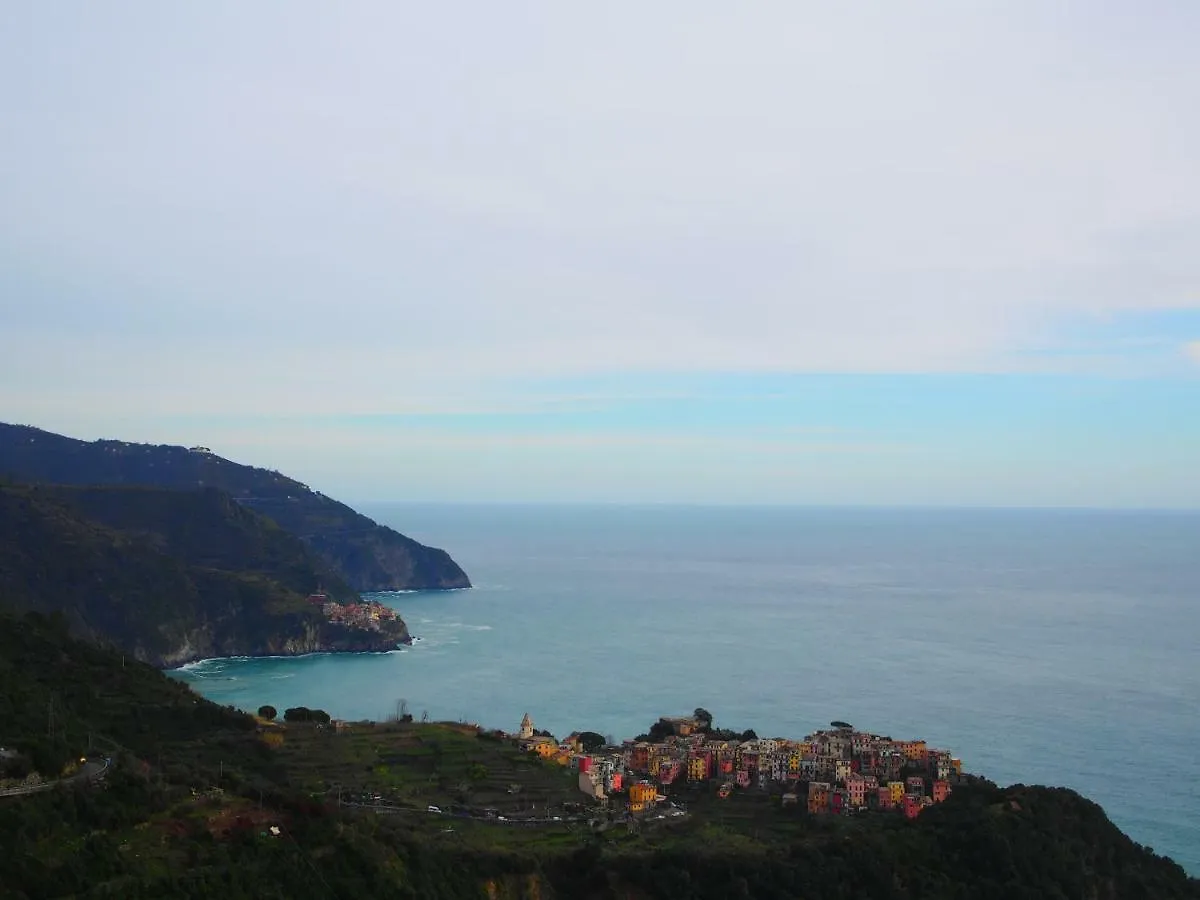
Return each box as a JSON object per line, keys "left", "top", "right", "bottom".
{"left": 576, "top": 731, "right": 606, "bottom": 752}
{"left": 0, "top": 482, "right": 408, "bottom": 666}
{"left": 0, "top": 611, "right": 1197, "bottom": 898}
{"left": 0, "top": 422, "right": 470, "bottom": 591}
{"left": 281, "top": 707, "right": 331, "bottom": 725}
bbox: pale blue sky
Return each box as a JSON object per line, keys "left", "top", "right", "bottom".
{"left": 2, "top": 2, "right": 1198, "bottom": 506}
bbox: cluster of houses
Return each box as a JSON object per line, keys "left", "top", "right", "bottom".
{"left": 306, "top": 592, "right": 401, "bottom": 631}
{"left": 513, "top": 714, "right": 961, "bottom": 819}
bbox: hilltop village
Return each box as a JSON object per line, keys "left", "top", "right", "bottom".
{"left": 511, "top": 713, "right": 962, "bottom": 819}
{"left": 307, "top": 592, "right": 403, "bottom": 632}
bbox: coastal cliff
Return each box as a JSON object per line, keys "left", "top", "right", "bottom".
{"left": 0, "top": 483, "right": 412, "bottom": 667}
{"left": 0, "top": 422, "right": 471, "bottom": 591}
{"left": 147, "top": 618, "right": 411, "bottom": 669}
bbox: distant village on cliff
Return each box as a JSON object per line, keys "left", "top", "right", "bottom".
{"left": 507, "top": 711, "right": 961, "bottom": 818}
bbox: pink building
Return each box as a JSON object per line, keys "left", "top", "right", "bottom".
{"left": 932, "top": 780, "right": 951, "bottom": 803}
{"left": 845, "top": 774, "right": 867, "bottom": 807}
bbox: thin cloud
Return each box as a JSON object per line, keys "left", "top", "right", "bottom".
{"left": 1, "top": 3, "right": 1198, "bottom": 507}
{"left": 2, "top": 2, "right": 1198, "bottom": 395}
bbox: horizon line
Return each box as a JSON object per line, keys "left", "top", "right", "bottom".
{"left": 347, "top": 499, "right": 1200, "bottom": 514}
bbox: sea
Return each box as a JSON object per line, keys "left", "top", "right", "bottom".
{"left": 171, "top": 504, "right": 1200, "bottom": 875}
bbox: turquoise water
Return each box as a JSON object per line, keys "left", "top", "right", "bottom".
{"left": 172, "top": 504, "right": 1200, "bottom": 874}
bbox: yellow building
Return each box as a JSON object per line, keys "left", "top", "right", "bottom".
{"left": 888, "top": 781, "right": 906, "bottom": 804}
{"left": 687, "top": 757, "right": 708, "bottom": 781}
{"left": 629, "top": 781, "right": 657, "bottom": 813}
{"left": 788, "top": 752, "right": 801, "bottom": 772}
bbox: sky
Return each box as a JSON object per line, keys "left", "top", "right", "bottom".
{"left": 2, "top": 1, "right": 1198, "bottom": 506}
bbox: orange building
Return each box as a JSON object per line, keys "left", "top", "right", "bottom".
{"left": 807, "top": 781, "right": 830, "bottom": 814}
{"left": 629, "top": 781, "right": 657, "bottom": 813}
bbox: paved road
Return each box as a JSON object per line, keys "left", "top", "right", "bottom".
{"left": 0, "top": 758, "right": 111, "bottom": 798}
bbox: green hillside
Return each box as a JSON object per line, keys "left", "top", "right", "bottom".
{"left": 0, "top": 423, "right": 470, "bottom": 591}
{"left": 0, "top": 483, "right": 408, "bottom": 666}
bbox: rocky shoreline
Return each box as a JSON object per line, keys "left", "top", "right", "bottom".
{"left": 148, "top": 619, "right": 413, "bottom": 669}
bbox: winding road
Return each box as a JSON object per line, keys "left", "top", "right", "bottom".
{"left": 0, "top": 757, "right": 111, "bottom": 798}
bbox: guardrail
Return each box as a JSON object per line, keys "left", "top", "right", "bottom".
{"left": 0, "top": 758, "right": 111, "bottom": 798}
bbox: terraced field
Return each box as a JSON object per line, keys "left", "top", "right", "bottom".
{"left": 274, "top": 721, "right": 585, "bottom": 819}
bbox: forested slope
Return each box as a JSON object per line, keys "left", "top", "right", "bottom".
{"left": 0, "top": 484, "right": 408, "bottom": 666}
{"left": 0, "top": 423, "right": 469, "bottom": 591}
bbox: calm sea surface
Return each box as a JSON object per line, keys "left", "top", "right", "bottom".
{"left": 172, "top": 504, "right": 1200, "bottom": 874}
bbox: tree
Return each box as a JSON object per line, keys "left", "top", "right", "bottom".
{"left": 257, "top": 705, "right": 277, "bottom": 721}
{"left": 694, "top": 708, "right": 714, "bottom": 730}
{"left": 646, "top": 721, "right": 674, "bottom": 743}
{"left": 283, "top": 707, "right": 331, "bottom": 724}
{"left": 576, "top": 731, "right": 606, "bottom": 752}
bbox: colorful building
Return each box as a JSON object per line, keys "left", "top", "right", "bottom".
{"left": 808, "top": 781, "right": 830, "bottom": 814}
{"left": 845, "top": 773, "right": 867, "bottom": 807}
{"left": 629, "top": 781, "right": 657, "bottom": 813}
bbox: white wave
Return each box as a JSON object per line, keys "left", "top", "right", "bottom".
{"left": 169, "top": 652, "right": 342, "bottom": 672}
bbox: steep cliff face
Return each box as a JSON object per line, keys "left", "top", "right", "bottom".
{"left": 150, "top": 619, "right": 410, "bottom": 668}
{"left": 0, "top": 484, "right": 412, "bottom": 668}
{"left": 304, "top": 524, "right": 468, "bottom": 591}
{"left": 0, "top": 422, "right": 471, "bottom": 591}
